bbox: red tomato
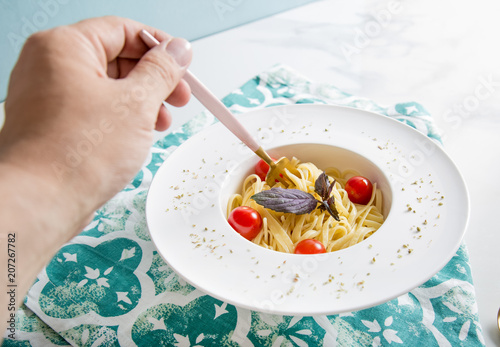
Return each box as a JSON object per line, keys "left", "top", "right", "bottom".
{"left": 255, "top": 158, "right": 283, "bottom": 183}
{"left": 294, "top": 239, "right": 326, "bottom": 254}
{"left": 254, "top": 158, "right": 275, "bottom": 181}
{"left": 345, "top": 176, "right": 373, "bottom": 205}
{"left": 228, "top": 206, "right": 262, "bottom": 240}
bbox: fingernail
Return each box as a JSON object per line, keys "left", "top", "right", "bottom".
{"left": 165, "top": 37, "right": 192, "bottom": 68}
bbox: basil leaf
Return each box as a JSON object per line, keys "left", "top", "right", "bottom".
{"left": 251, "top": 173, "right": 341, "bottom": 221}
{"left": 326, "top": 196, "right": 340, "bottom": 221}
{"left": 251, "top": 188, "right": 318, "bottom": 214}
{"left": 315, "top": 172, "right": 330, "bottom": 200}
{"left": 327, "top": 178, "right": 336, "bottom": 198}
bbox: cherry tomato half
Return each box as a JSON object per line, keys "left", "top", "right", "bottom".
{"left": 345, "top": 176, "right": 373, "bottom": 205}
{"left": 294, "top": 239, "right": 326, "bottom": 254}
{"left": 228, "top": 206, "right": 262, "bottom": 240}
{"left": 255, "top": 158, "right": 276, "bottom": 181}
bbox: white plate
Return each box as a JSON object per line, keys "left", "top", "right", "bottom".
{"left": 146, "top": 104, "right": 469, "bottom": 315}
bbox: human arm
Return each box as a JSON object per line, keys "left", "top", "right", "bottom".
{"left": 0, "top": 16, "right": 192, "bottom": 335}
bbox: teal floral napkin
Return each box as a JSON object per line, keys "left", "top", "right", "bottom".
{"left": 4, "top": 65, "right": 484, "bottom": 346}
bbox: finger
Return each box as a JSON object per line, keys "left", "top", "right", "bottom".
{"left": 155, "top": 104, "right": 172, "bottom": 131}
{"left": 107, "top": 59, "right": 119, "bottom": 79}
{"left": 124, "top": 38, "right": 192, "bottom": 108}
{"left": 70, "top": 16, "right": 172, "bottom": 68}
{"left": 165, "top": 79, "right": 191, "bottom": 107}
{"left": 108, "top": 57, "right": 137, "bottom": 79}
{"left": 108, "top": 59, "right": 192, "bottom": 107}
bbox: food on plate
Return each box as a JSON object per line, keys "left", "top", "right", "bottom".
{"left": 345, "top": 176, "right": 373, "bottom": 205}
{"left": 226, "top": 157, "right": 384, "bottom": 254}
{"left": 294, "top": 239, "right": 326, "bottom": 254}
{"left": 227, "top": 206, "right": 263, "bottom": 240}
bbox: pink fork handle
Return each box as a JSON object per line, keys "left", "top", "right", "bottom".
{"left": 183, "top": 71, "right": 260, "bottom": 152}
{"left": 139, "top": 30, "right": 260, "bottom": 152}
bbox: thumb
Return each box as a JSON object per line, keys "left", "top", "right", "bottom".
{"left": 125, "top": 37, "right": 192, "bottom": 105}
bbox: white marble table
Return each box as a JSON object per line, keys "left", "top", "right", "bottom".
{"left": 1, "top": 0, "right": 499, "bottom": 344}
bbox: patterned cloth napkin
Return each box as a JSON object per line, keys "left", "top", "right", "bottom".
{"left": 4, "top": 65, "right": 484, "bottom": 346}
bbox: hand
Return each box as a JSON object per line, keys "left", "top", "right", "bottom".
{"left": 1, "top": 15, "right": 192, "bottom": 226}
{"left": 0, "top": 16, "right": 192, "bottom": 324}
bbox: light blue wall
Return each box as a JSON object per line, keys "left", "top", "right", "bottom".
{"left": 0, "top": 0, "right": 317, "bottom": 101}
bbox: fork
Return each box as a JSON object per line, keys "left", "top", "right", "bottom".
{"left": 139, "top": 30, "right": 297, "bottom": 186}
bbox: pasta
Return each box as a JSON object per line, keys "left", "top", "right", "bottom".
{"left": 227, "top": 158, "right": 384, "bottom": 253}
